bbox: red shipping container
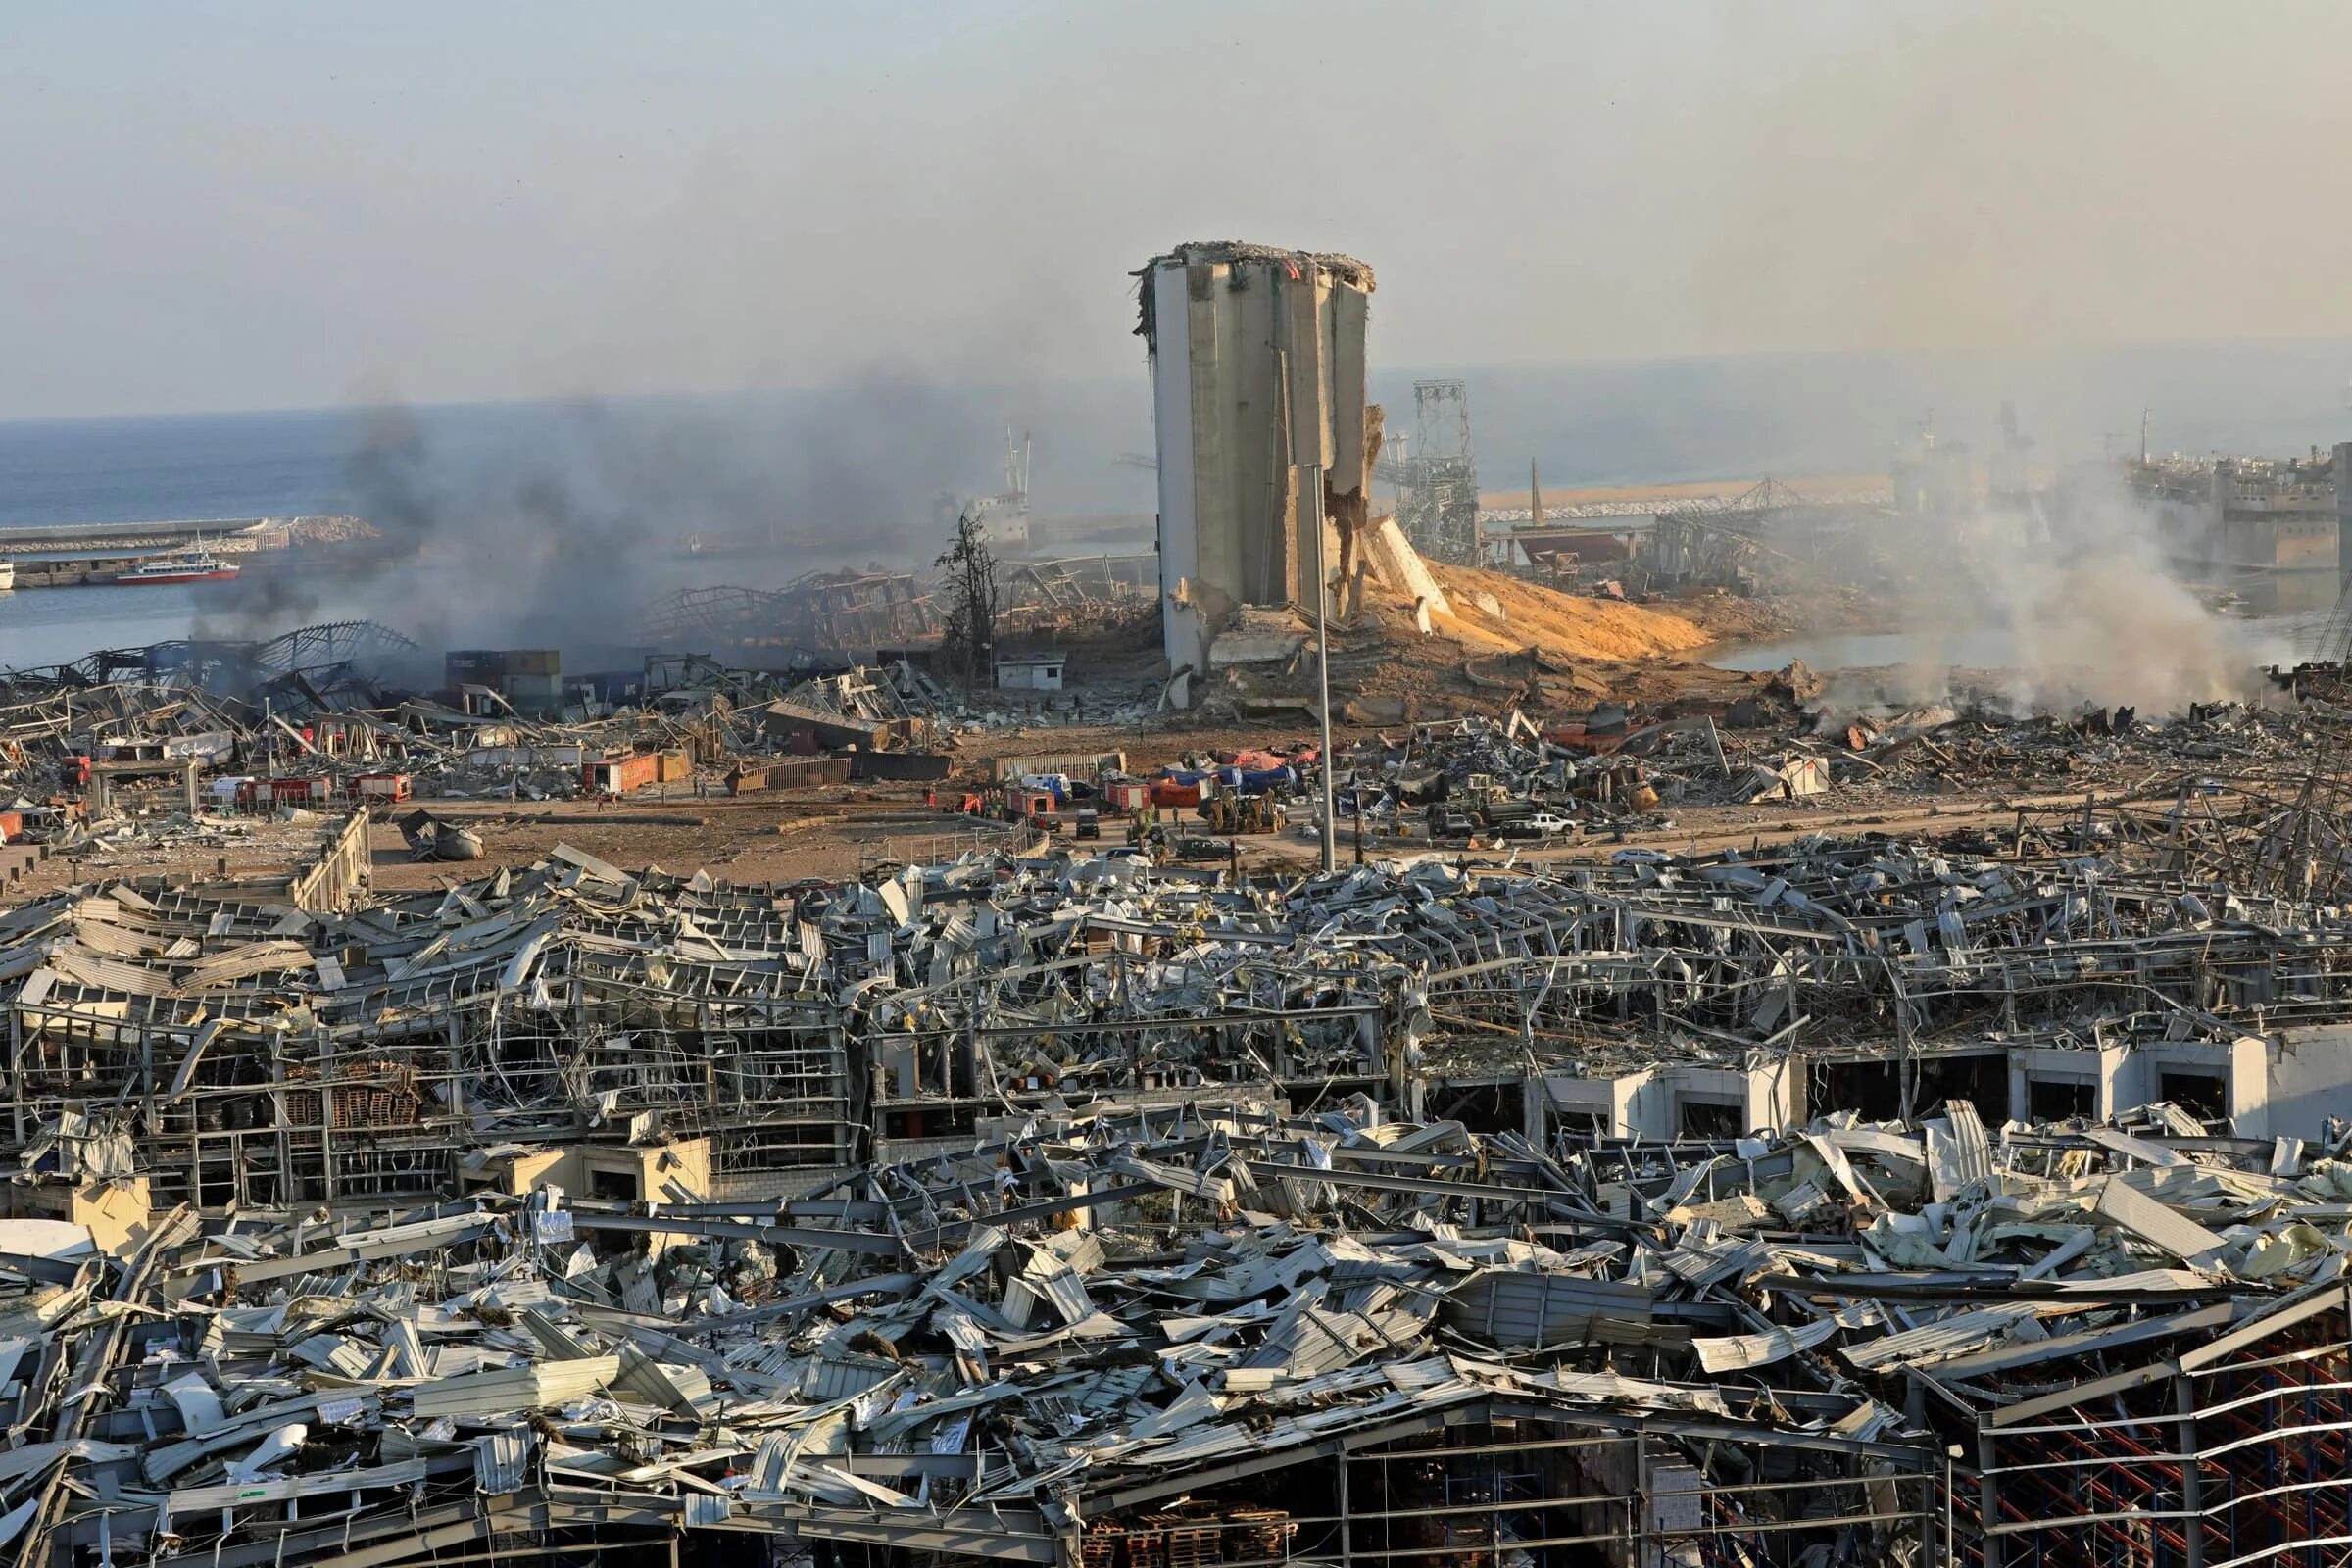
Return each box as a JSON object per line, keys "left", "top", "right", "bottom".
{"left": 581, "top": 753, "right": 662, "bottom": 796}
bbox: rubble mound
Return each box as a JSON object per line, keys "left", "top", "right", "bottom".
{"left": 286, "top": 514, "right": 381, "bottom": 545}
{"left": 1419, "top": 564, "right": 1714, "bottom": 661}
{"left": 1200, "top": 524, "right": 1727, "bottom": 717}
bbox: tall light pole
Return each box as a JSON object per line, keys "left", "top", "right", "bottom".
{"left": 1305, "top": 466, "right": 1337, "bottom": 873}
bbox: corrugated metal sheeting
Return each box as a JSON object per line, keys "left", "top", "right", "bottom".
{"left": 1440, "top": 1270, "right": 1656, "bottom": 1347}
{"left": 728, "top": 757, "right": 853, "bottom": 795}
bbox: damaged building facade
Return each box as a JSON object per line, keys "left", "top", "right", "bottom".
{"left": 1140, "top": 243, "right": 1375, "bottom": 703}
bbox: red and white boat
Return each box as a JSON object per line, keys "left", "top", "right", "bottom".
{"left": 113, "top": 551, "right": 241, "bottom": 586}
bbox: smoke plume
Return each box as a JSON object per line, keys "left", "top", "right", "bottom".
{"left": 188, "top": 378, "right": 1056, "bottom": 662}
{"left": 1830, "top": 470, "right": 2297, "bottom": 717}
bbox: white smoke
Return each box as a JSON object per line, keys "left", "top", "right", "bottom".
{"left": 1866, "top": 472, "right": 2298, "bottom": 716}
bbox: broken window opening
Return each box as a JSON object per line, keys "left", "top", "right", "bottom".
{"left": 1434, "top": 1081, "right": 1524, "bottom": 1137}
{"left": 2027, "top": 1077, "right": 2095, "bottom": 1123}
{"left": 1918, "top": 1053, "right": 2011, "bottom": 1123}
{"left": 1678, "top": 1098, "right": 1743, "bottom": 1139}
{"left": 2158, "top": 1068, "right": 2229, "bottom": 1123}
{"left": 1551, "top": 1104, "right": 1610, "bottom": 1142}
{"left": 589, "top": 1167, "right": 641, "bottom": 1201}
{"left": 882, "top": 1102, "right": 979, "bottom": 1142}
{"left": 1818, "top": 1060, "right": 1902, "bottom": 1123}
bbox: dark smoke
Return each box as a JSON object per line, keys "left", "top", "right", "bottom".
{"left": 192, "top": 564, "right": 325, "bottom": 648}
{"left": 334, "top": 398, "right": 658, "bottom": 659}
{"left": 192, "top": 377, "right": 1075, "bottom": 663}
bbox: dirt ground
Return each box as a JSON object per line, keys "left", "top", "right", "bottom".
{"left": 1, "top": 692, "right": 2125, "bottom": 904}
{"left": 368, "top": 793, "right": 1023, "bottom": 890}
{"left": 0, "top": 568, "right": 1935, "bottom": 905}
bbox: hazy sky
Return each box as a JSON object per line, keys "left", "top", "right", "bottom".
{"left": 7, "top": 1, "right": 2352, "bottom": 420}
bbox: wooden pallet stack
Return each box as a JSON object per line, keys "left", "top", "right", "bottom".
{"left": 1081, "top": 1522, "right": 1126, "bottom": 1568}
{"left": 281, "top": 1059, "right": 422, "bottom": 1130}
{"left": 1221, "top": 1507, "right": 1295, "bottom": 1564}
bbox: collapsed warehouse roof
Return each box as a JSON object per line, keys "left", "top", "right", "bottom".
{"left": 17, "top": 815, "right": 2352, "bottom": 1210}
{"left": 20, "top": 1104, "right": 1926, "bottom": 1568}
{"left": 0, "top": 619, "right": 419, "bottom": 701}
{"left": 24, "top": 1098, "right": 2352, "bottom": 1567}
{"left": 9, "top": 772, "right": 2352, "bottom": 1563}
{"left": 639, "top": 571, "right": 942, "bottom": 659}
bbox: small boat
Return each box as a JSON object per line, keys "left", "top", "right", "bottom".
{"left": 114, "top": 551, "right": 240, "bottom": 586}
{"left": 0, "top": 560, "right": 15, "bottom": 592}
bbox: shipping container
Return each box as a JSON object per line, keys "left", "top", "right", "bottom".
{"left": 581, "top": 753, "right": 663, "bottom": 796}
{"left": 503, "top": 672, "right": 564, "bottom": 717}
{"left": 446, "top": 650, "right": 507, "bottom": 686}
{"left": 354, "top": 773, "right": 413, "bottom": 801}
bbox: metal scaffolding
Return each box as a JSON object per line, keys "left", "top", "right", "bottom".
{"left": 1397, "top": 379, "right": 1481, "bottom": 565}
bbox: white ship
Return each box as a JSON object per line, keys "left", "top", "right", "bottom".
{"left": 113, "top": 550, "right": 241, "bottom": 585}
{"left": 941, "top": 428, "right": 1033, "bottom": 553}
{"left": 0, "top": 560, "right": 15, "bottom": 592}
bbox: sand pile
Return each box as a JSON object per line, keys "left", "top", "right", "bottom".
{"left": 1196, "top": 530, "right": 1726, "bottom": 722}
{"left": 1419, "top": 564, "right": 1713, "bottom": 660}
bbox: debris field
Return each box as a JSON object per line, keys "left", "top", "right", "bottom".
{"left": 3, "top": 764, "right": 2352, "bottom": 1568}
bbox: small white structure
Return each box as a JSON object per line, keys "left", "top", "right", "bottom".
{"left": 995, "top": 652, "right": 1066, "bottom": 692}
{"left": 1527, "top": 1059, "right": 1805, "bottom": 1142}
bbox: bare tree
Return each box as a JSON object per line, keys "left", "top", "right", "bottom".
{"left": 936, "top": 510, "right": 1002, "bottom": 692}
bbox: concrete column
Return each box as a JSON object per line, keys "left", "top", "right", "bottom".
{"left": 2334, "top": 442, "right": 2352, "bottom": 593}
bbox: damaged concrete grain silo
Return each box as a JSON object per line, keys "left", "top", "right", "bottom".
{"left": 1137, "top": 242, "right": 1374, "bottom": 704}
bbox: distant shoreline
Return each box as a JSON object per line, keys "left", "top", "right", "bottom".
{"left": 1477, "top": 473, "right": 1892, "bottom": 511}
